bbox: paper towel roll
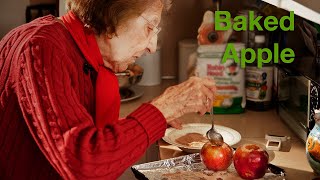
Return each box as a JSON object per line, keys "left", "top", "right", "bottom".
{"left": 135, "top": 47, "right": 161, "bottom": 86}
{"left": 179, "top": 39, "right": 198, "bottom": 83}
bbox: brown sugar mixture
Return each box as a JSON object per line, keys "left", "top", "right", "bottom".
{"left": 175, "top": 133, "right": 208, "bottom": 147}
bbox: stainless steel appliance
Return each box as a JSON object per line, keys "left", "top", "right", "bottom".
{"left": 276, "top": 65, "right": 316, "bottom": 142}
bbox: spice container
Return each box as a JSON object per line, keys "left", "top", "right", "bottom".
{"left": 245, "top": 35, "right": 274, "bottom": 111}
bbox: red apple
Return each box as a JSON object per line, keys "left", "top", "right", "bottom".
{"left": 233, "top": 144, "right": 269, "bottom": 179}
{"left": 200, "top": 142, "right": 233, "bottom": 171}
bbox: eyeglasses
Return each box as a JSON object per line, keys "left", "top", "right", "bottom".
{"left": 140, "top": 15, "right": 161, "bottom": 37}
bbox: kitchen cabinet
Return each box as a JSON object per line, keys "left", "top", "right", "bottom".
{"left": 295, "top": 0, "right": 320, "bottom": 12}
{"left": 262, "top": 0, "right": 320, "bottom": 24}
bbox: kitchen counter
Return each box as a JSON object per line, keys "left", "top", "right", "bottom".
{"left": 120, "top": 80, "right": 316, "bottom": 180}
{"left": 158, "top": 110, "right": 315, "bottom": 180}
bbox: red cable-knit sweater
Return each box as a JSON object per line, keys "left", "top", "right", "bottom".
{"left": 0, "top": 16, "right": 167, "bottom": 179}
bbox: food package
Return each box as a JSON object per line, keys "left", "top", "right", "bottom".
{"left": 195, "top": 43, "right": 246, "bottom": 114}
{"left": 187, "top": 10, "right": 235, "bottom": 78}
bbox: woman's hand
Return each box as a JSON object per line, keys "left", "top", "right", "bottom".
{"left": 151, "top": 77, "right": 216, "bottom": 127}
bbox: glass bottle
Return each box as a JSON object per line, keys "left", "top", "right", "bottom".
{"left": 245, "top": 35, "right": 274, "bottom": 111}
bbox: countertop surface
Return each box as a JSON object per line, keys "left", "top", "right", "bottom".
{"left": 120, "top": 80, "right": 316, "bottom": 180}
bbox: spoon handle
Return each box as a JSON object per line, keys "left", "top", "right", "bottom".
{"left": 210, "top": 107, "right": 215, "bottom": 128}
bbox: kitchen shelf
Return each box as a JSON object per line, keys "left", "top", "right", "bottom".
{"left": 262, "top": 0, "right": 320, "bottom": 25}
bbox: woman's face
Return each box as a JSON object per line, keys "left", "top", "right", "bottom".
{"left": 96, "top": 0, "right": 163, "bottom": 73}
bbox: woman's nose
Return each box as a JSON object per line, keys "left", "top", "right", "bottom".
{"left": 146, "top": 35, "right": 158, "bottom": 53}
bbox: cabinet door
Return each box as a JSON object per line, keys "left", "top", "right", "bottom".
{"left": 294, "top": 0, "right": 320, "bottom": 13}
{"left": 262, "top": 0, "right": 320, "bottom": 24}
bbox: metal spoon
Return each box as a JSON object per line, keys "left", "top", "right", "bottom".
{"left": 206, "top": 108, "right": 224, "bottom": 146}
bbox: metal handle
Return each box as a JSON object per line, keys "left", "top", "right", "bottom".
{"left": 210, "top": 107, "right": 215, "bottom": 128}
{"left": 115, "top": 71, "right": 131, "bottom": 76}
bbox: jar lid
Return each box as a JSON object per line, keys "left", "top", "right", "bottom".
{"left": 255, "top": 35, "right": 266, "bottom": 43}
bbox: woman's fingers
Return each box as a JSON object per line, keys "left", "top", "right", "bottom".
{"left": 183, "top": 77, "right": 216, "bottom": 114}
{"left": 202, "top": 76, "right": 215, "bottom": 87}
{"left": 184, "top": 101, "right": 208, "bottom": 115}
{"left": 200, "top": 85, "right": 214, "bottom": 111}
{"left": 150, "top": 76, "right": 217, "bottom": 125}
{"left": 168, "top": 119, "right": 183, "bottom": 129}
{"left": 202, "top": 77, "right": 217, "bottom": 96}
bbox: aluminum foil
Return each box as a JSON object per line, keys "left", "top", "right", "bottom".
{"left": 131, "top": 153, "right": 286, "bottom": 180}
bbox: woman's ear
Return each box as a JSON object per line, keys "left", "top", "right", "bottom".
{"left": 106, "top": 26, "right": 117, "bottom": 39}
{"left": 107, "top": 33, "right": 115, "bottom": 39}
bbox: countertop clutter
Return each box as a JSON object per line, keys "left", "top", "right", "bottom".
{"left": 119, "top": 80, "right": 316, "bottom": 180}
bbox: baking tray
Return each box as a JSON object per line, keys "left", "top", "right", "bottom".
{"left": 131, "top": 153, "right": 286, "bottom": 180}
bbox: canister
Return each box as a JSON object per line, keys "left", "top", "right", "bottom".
{"left": 195, "top": 43, "right": 246, "bottom": 114}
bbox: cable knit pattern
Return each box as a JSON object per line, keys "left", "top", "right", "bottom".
{"left": 0, "top": 16, "right": 167, "bottom": 180}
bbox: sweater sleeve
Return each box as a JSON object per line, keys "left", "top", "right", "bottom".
{"left": 14, "top": 38, "right": 167, "bottom": 179}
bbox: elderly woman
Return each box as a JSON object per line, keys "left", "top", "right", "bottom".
{"left": 0, "top": 0, "right": 216, "bottom": 179}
